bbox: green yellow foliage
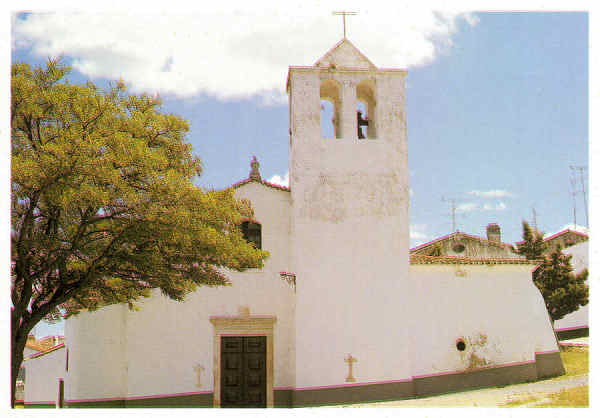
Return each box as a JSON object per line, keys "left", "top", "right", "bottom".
{"left": 533, "top": 250, "right": 588, "bottom": 323}
{"left": 517, "top": 221, "right": 588, "bottom": 323}
{"left": 10, "top": 59, "right": 268, "bottom": 405}
{"left": 516, "top": 221, "right": 545, "bottom": 260}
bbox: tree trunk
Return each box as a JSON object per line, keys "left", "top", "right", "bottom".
{"left": 550, "top": 318, "right": 561, "bottom": 350}
{"left": 11, "top": 336, "right": 27, "bottom": 408}
{"left": 11, "top": 312, "right": 34, "bottom": 409}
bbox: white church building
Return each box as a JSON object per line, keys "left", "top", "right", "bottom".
{"left": 61, "top": 38, "right": 563, "bottom": 408}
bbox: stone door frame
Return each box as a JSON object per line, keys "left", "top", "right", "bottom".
{"left": 209, "top": 316, "right": 276, "bottom": 408}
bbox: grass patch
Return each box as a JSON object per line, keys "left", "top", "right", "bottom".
{"left": 561, "top": 346, "right": 588, "bottom": 377}
{"left": 538, "top": 385, "right": 588, "bottom": 407}
{"left": 502, "top": 386, "right": 588, "bottom": 408}
{"left": 501, "top": 396, "right": 539, "bottom": 407}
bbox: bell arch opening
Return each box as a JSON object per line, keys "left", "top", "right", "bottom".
{"left": 320, "top": 79, "right": 341, "bottom": 139}
{"left": 357, "top": 80, "right": 377, "bottom": 139}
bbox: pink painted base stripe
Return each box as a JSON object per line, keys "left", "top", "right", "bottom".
{"left": 536, "top": 349, "right": 560, "bottom": 355}
{"left": 209, "top": 315, "right": 274, "bottom": 319}
{"left": 560, "top": 342, "right": 588, "bottom": 347}
{"left": 413, "top": 359, "right": 535, "bottom": 379}
{"left": 24, "top": 401, "right": 55, "bottom": 405}
{"left": 68, "top": 391, "right": 213, "bottom": 403}
{"left": 295, "top": 378, "right": 412, "bottom": 391}
{"left": 127, "top": 390, "right": 212, "bottom": 400}
{"left": 555, "top": 325, "right": 588, "bottom": 332}
{"left": 68, "top": 397, "right": 125, "bottom": 403}
{"left": 298, "top": 357, "right": 539, "bottom": 391}
{"left": 274, "top": 386, "right": 294, "bottom": 391}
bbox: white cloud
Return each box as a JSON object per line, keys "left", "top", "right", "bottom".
{"left": 267, "top": 171, "right": 289, "bottom": 188}
{"left": 456, "top": 202, "right": 479, "bottom": 213}
{"left": 482, "top": 202, "right": 507, "bottom": 211}
{"left": 12, "top": 5, "right": 478, "bottom": 101}
{"left": 457, "top": 201, "right": 507, "bottom": 213}
{"left": 410, "top": 224, "right": 430, "bottom": 246}
{"left": 468, "top": 190, "right": 514, "bottom": 198}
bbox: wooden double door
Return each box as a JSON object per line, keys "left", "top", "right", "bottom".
{"left": 220, "top": 336, "right": 267, "bottom": 408}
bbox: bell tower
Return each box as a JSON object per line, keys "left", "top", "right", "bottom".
{"left": 287, "top": 38, "right": 414, "bottom": 401}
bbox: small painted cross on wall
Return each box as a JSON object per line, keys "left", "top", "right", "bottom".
{"left": 193, "top": 364, "right": 205, "bottom": 388}
{"left": 344, "top": 354, "right": 357, "bottom": 382}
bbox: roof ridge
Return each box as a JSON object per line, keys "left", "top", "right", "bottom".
{"left": 230, "top": 177, "right": 290, "bottom": 192}
{"left": 410, "top": 254, "right": 539, "bottom": 265}
{"left": 314, "top": 38, "right": 377, "bottom": 69}
{"left": 410, "top": 231, "right": 515, "bottom": 252}
{"left": 543, "top": 228, "right": 589, "bottom": 242}
{"left": 24, "top": 343, "right": 66, "bottom": 361}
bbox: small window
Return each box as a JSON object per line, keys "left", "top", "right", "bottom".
{"left": 241, "top": 221, "right": 261, "bottom": 249}
{"left": 456, "top": 339, "right": 466, "bottom": 351}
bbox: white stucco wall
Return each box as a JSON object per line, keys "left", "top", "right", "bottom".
{"left": 64, "top": 303, "right": 128, "bottom": 401}
{"left": 289, "top": 52, "right": 411, "bottom": 388}
{"left": 24, "top": 347, "right": 66, "bottom": 405}
{"left": 65, "top": 181, "right": 295, "bottom": 401}
{"left": 554, "top": 241, "right": 589, "bottom": 331}
{"left": 409, "top": 264, "right": 558, "bottom": 377}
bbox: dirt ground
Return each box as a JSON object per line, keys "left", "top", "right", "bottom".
{"left": 335, "top": 374, "right": 588, "bottom": 407}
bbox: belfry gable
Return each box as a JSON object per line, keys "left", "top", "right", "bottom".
{"left": 314, "top": 38, "right": 377, "bottom": 70}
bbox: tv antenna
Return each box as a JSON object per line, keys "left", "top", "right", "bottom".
{"left": 442, "top": 197, "right": 458, "bottom": 232}
{"left": 569, "top": 176, "right": 578, "bottom": 228}
{"left": 569, "top": 165, "right": 588, "bottom": 228}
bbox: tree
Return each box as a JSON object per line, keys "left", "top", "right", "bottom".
{"left": 516, "top": 220, "right": 545, "bottom": 260}
{"left": 517, "top": 221, "right": 589, "bottom": 328}
{"left": 533, "top": 248, "right": 588, "bottom": 325}
{"left": 11, "top": 59, "right": 268, "bottom": 407}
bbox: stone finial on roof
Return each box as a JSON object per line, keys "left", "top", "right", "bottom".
{"left": 249, "top": 156, "right": 261, "bottom": 181}
{"left": 486, "top": 223, "right": 501, "bottom": 243}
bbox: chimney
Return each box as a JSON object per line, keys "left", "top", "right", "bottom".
{"left": 486, "top": 223, "right": 501, "bottom": 243}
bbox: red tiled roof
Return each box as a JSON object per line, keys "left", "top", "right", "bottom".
{"left": 24, "top": 343, "right": 65, "bottom": 361}
{"left": 410, "top": 254, "right": 540, "bottom": 265}
{"left": 230, "top": 177, "right": 290, "bottom": 192}
{"left": 543, "top": 229, "right": 589, "bottom": 242}
{"left": 25, "top": 335, "right": 64, "bottom": 352}
{"left": 515, "top": 229, "right": 589, "bottom": 247}
{"left": 410, "top": 231, "right": 516, "bottom": 252}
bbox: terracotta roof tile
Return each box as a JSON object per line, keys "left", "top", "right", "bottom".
{"left": 410, "top": 231, "right": 516, "bottom": 252}
{"left": 24, "top": 343, "right": 65, "bottom": 361}
{"left": 543, "top": 229, "right": 589, "bottom": 242}
{"left": 230, "top": 177, "right": 290, "bottom": 192}
{"left": 410, "top": 254, "right": 540, "bottom": 265}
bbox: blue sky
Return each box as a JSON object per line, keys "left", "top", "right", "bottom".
{"left": 9, "top": 5, "right": 590, "bottom": 337}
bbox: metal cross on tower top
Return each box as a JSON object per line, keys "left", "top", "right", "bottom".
{"left": 333, "top": 11, "right": 357, "bottom": 39}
